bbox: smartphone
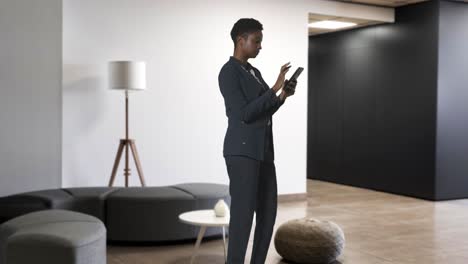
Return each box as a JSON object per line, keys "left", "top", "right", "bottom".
{"left": 289, "top": 67, "right": 304, "bottom": 82}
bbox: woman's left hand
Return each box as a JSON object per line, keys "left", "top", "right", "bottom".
{"left": 283, "top": 79, "right": 297, "bottom": 96}
{"left": 279, "top": 79, "right": 297, "bottom": 101}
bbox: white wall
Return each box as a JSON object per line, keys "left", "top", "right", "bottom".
{"left": 0, "top": 0, "right": 62, "bottom": 196}
{"left": 63, "top": 0, "right": 393, "bottom": 195}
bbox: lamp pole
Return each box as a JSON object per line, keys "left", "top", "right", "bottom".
{"left": 125, "top": 90, "right": 130, "bottom": 187}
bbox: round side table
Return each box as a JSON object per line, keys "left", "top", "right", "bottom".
{"left": 179, "top": 209, "right": 230, "bottom": 264}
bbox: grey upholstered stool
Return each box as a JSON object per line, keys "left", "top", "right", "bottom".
{"left": 0, "top": 210, "right": 106, "bottom": 264}
{"left": 274, "top": 218, "right": 345, "bottom": 264}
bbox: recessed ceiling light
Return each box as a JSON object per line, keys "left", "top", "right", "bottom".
{"left": 308, "top": 20, "right": 357, "bottom": 29}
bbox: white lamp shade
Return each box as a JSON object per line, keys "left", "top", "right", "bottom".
{"left": 109, "top": 61, "right": 146, "bottom": 90}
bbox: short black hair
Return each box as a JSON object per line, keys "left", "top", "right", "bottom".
{"left": 230, "top": 18, "right": 263, "bottom": 47}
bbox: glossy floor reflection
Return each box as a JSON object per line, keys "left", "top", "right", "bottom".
{"left": 108, "top": 179, "right": 468, "bottom": 264}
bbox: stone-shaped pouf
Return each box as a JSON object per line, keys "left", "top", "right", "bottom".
{"left": 0, "top": 210, "right": 106, "bottom": 264}
{"left": 274, "top": 218, "right": 345, "bottom": 264}
{"left": 106, "top": 183, "right": 230, "bottom": 242}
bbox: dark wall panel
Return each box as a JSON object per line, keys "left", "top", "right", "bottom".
{"left": 313, "top": 50, "right": 344, "bottom": 181}
{"left": 307, "top": 1, "right": 439, "bottom": 199}
{"left": 308, "top": 34, "right": 347, "bottom": 182}
{"left": 436, "top": 0, "right": 468, "bottom": 200}
{"left": 342, "top": 46, "right": 377, "bottom": 187}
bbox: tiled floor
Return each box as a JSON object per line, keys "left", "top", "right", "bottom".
{"left": 108, "top": 179, "right": 468, "bottom": 263}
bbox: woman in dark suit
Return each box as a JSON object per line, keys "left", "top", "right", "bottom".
{"left": 218, "top": 18, "right": 297, "bottom": 264}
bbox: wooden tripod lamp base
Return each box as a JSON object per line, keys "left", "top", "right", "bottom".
{"left": 108, "top": 139, "right": 146, "bottom": 187}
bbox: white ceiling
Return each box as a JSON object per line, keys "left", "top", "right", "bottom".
{"left": 310, "top": 0, "right": 468, "bottom": 35}
{"left": 309, "top": 0, "right": 438, "bottom": 35}
{"left": 333, "top": 0, "right": 428, "bottom": 7}
{"left": 308, "top": 13, "right": 381, "bottom": 35}
{"left": 340, "top": 0, "right": 468, "bottom": 7}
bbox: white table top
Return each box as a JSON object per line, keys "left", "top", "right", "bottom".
{"left": 179, "top": 209, "right": 230, "bottom": 227}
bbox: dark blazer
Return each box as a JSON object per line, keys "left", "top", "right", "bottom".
{"left": 218, "top": 56, "right": 284, "bottom": 161}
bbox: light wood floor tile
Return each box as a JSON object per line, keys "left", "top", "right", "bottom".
{"left": 108, "top": 179, "right": 468, "bottom": 263}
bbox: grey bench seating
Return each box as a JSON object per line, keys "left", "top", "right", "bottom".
{"left": 0, "top": 183, "right": 230, "bottom": 242}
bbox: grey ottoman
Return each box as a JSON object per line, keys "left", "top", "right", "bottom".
{"left": 274, "top": 218, "right": 345, "bottom": 264}
{"left": 0, "top": 210, "right": 106, "bottom": 264}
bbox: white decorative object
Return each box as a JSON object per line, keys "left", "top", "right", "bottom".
{"left": 214, "top": 199, "right": 230, "bottom": 217}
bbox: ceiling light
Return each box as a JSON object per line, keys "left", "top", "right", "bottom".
{"left": 308, "top": 20, "right": 357, "bottom": 29}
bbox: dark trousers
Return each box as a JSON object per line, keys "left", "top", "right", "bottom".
{"left": 224, "top": 156, "right": 278, "bottom": 264}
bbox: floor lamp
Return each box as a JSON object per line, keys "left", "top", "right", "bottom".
{"left": 108, "top": 61, "right": 147, "bottom": 187}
